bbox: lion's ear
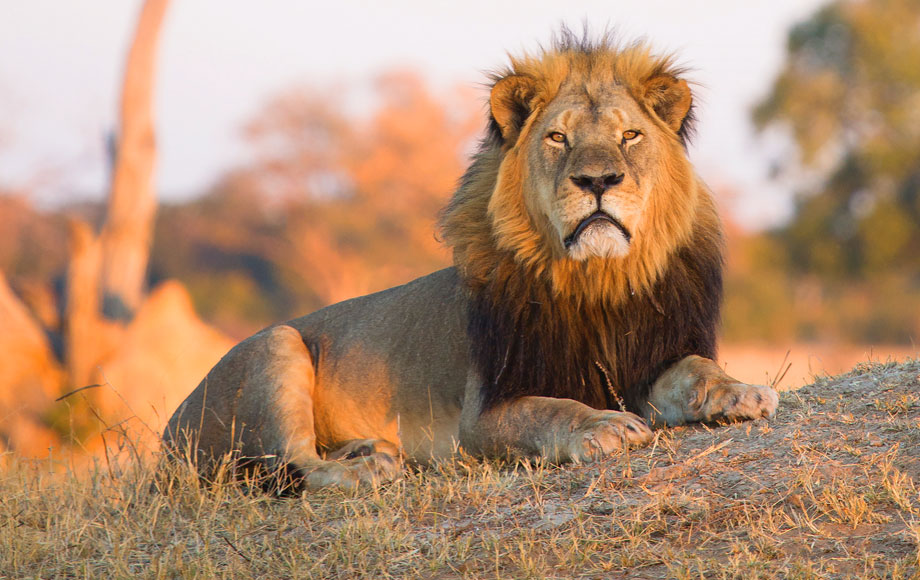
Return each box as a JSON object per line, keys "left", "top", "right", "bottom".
{"left": 643, "top": 75, "right": 692, "bottom": 134}
{"left": 490, "top": 75, "right": 536, "bottom": 142}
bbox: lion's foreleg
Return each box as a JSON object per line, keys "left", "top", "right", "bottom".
{"left": 642, "top": 355, "right": 779, "bottom": 427}
{"left": 460, "top": 394, "right": 652, "bottom": 463}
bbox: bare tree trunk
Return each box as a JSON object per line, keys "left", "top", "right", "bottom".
{"left": 99, "top": 0, "right": 170, "bottom": 318}
{"left": 64, "top": 220, "right": 104, "bottom": 388}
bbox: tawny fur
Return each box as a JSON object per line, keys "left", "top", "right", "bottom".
{"left": 441, "top": 37, "right": 699, "bottom": 302}
{"left": 164, "top": 31, "right": 778, "bottom": 492}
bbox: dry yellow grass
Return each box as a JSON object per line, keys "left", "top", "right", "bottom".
{"left": 3, "top": 359, "right": 920, "bottom": 579}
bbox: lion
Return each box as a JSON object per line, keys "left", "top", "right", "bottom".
{"left": 164, "top": 32, "right": 779, "bottom": 491}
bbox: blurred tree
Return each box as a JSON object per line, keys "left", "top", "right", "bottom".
{"left": 721, "top": 218, "right": 797, "bottom": 343}
{"left": 753, "top": 0, "right": 920, "bottom": 343}
{"left": 0, "top": 0, "right": 238, "bottom": 460}
{"left": 270, "top": 72, "right": 480, "bottom": 305}
{"left": 755, "top": 0, "right": 920, "bottom": 278}
{"left": 0, "top": 195, "right": 68, "bottom": 284}
{"left": 99, "top": 0, "right": 170, "bottom": 318}
{"left": 64, "top": 0, "right": 170, "bottom": 391}
{"left": 151, "top": 71, "right": 481, "bottom": 336}
{"left": 151, "top": 180, "right": 294, "bottom": 337}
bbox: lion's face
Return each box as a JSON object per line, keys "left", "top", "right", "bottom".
{"left": 484, "top": 55, "right": 696, "bottom": 270}
{"left": 525, "top": 86, "right": 669, "bottom": 261}
{"left": 442, "top": 45, "right": 704, "bottom": 298}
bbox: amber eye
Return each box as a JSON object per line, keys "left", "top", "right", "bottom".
{"left": 547, "top": 131, "right": 566, "bottom": 144}
{"left": 622, "top": 130, "right": 640, "bottom": 141}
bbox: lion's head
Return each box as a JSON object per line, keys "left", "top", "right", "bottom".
{"left": 442, "top": 33, "right": 715, "bottom": 304}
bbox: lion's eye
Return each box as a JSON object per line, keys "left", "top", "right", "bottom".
{"left": 622, "top": 130, "right": 641, "bottom": 141}
{"left": 547, "top": 131, "right": 567, "bottom": 144}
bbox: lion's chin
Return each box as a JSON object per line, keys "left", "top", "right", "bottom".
{"left": 565, "top": 221, "right": 631, "bottom": 261}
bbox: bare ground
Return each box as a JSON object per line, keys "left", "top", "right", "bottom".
{"left": 3, "top": 358, "right": 920, "bottom": 579}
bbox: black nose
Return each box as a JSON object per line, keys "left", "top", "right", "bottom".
{"left": 570, "top": 172, "right": 625, "bottom": 198}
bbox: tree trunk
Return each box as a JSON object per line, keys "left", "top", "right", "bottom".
{"left": 99, "top": 0, "right": 170, "bottom": 318}
{"left": 64, "top": 219, "right": 107, "bottom": 389}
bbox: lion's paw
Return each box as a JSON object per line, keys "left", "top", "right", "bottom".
{"left": 563, "top": 410, "right": 653, "bottom": 463}
{"left": 301, "top": 452, "right": 402, "bottom": 492}
{"left": 700, "top": 382, "right": 778, "bottom": 423}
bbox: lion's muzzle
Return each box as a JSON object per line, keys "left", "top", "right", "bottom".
{"left": 564, "top": 211, "right": 632, "bottom": 248}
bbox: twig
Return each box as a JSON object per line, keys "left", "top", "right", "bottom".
{"left": 771, "top": 350, "right": 792, "bottom": 389}
{"left": 219, "top": 533, "right": 253, "bottom": 563}
{"left": 595, "top": 360, "right": 626, "bottom": 411}
{"left": 686, "top": 439, "right": 733, "bottom": 464}
{"left": 55, "top": 384, "right": 105, "bottom": 402}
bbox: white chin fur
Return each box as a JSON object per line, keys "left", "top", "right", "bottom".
{"left": 566, "top": 222, "right": 630, "bottom": 261}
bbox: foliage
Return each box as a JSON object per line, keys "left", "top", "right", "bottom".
{"left": 151, "top": 72, "right": 480, "bottom": 336}
{"left": 754, "top": 0, "right": 920, "bottom": 278}
{"left": 0, "top": 194, "right": 68, "bottom": 285}
{"left": 5, "top": 33, "right": 919, "bottom": 345}
{"left": 748, "top": 0, "right": 920, "bottom": 343}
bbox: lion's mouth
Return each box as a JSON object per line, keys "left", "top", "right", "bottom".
{"left": 563, "top": 211, "right": 632, "bottom": 248}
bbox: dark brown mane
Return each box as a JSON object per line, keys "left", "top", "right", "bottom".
{"left": 469, "top": 223, "right": 723, "bottom": 413}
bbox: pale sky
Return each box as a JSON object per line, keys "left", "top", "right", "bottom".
{"left": 0, "top": 0, "right": 829, "bottom": 229}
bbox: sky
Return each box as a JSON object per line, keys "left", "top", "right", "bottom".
{"left": 0, "top": 0, "right": 829, "bottom": 229}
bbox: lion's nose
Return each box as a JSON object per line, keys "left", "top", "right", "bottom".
{"left": 570, "top": 172, "right": 625, "bottom": 199}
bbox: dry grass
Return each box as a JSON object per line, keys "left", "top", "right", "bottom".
{"left": 3, "top": 359, "right": 920, "bottom": 579}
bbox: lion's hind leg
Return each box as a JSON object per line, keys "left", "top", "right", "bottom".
{"left": 643, "top": 355, "right": 779, "bottom": 427}
{"left": 165, "top": 325, "right": 402, "bottom": 493}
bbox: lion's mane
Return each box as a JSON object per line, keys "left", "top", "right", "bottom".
{"left": 440, "top": 32, "right": 724, "bottom": 413}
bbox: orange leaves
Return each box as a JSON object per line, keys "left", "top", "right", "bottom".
{"left": 239, "top": 70, "right": 482, "bottom": 306}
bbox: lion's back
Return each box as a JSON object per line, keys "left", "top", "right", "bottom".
{"left": 288, "top": 267, "right": 468, "bottom": 363}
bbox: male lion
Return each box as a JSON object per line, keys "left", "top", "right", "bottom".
{"left": 164, "top": 33, "right": 778, "bottom": 491}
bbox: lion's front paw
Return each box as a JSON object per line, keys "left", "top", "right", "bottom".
{"left": 561, "top": 410, "right": 653, "bottom": 463}
{"left": 700, "top": 382, "right": 778, "bottom": 423}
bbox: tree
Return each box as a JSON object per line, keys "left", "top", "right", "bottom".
{"left": 755, "top": 0, "right": 920, "bottom": 279}
{"left": 242, "top": 71, "right": 480, "bottom": 306}
{"left": 66, "top": 0, "right": 170, "bottom": 388}
{"left": 0, "top": 0, "right": 236, "bottom": 460}
{"left": 99, "top": 0, "right": 170, "bottom": 317}
{"left": 148, "top": 72, "right": 481, "bottom": 336}
{"left": 752, "top": 0, "right": 920, "bottom": 343}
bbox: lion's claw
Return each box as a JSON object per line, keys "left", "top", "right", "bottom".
{"left": 701, "top": 382, "right": 778, "bottom": 422}
{"left": 565, "top": 410, "right": 653, "bottom": 463}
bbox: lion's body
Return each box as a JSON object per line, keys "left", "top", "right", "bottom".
{"left": 243, "top": 268, "right": 470, "bottom": 463}
{"left": 165, "top": 32, "right": 778, "bottom": 491}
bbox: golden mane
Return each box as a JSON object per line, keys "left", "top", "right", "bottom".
{"left": 440, "top": 34, "right": 715, "bottom": 305}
